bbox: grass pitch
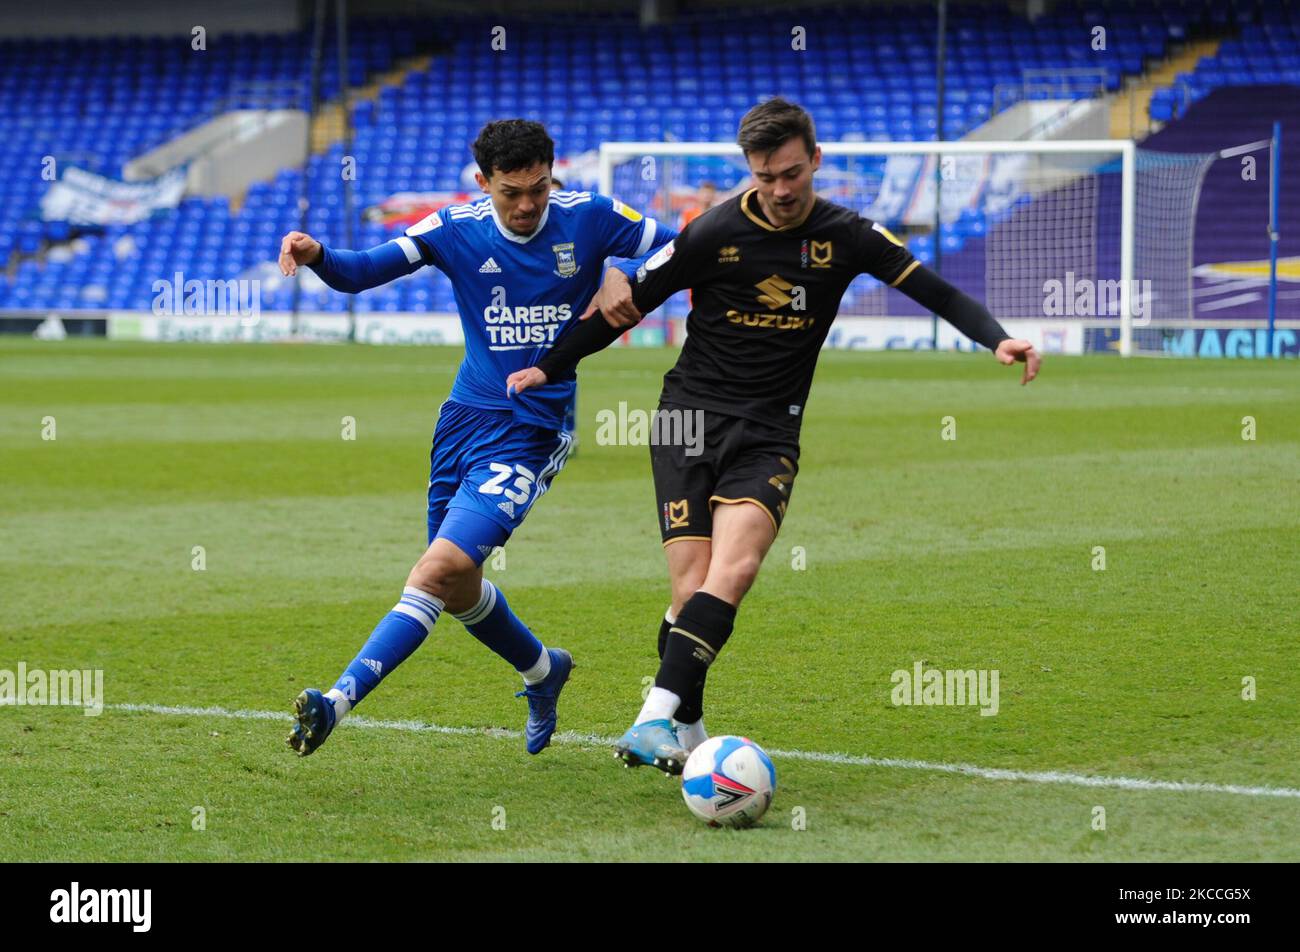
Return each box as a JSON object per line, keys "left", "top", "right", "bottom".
{"left": 1, "top": 339, "right": 1297, "bottom": 861}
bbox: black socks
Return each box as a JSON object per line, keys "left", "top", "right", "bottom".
{"left": 656, "top": 592, "right": 737, "bottom": 723}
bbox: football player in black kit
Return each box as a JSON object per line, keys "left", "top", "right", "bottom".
{"left": 507, "top": 98, "right": 1041, "bottom": 773}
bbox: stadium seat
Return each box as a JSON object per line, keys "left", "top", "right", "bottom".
{"left": 12, "top": 2, "right": 1289, "bottom": 311}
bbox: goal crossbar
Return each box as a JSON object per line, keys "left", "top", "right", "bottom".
{"left": 599, "top": 139, "right": 1139, "bottom": 355}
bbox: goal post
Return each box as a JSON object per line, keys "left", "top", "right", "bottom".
{"left": 599, "top": 139, "right": 1160, "bottom": 356}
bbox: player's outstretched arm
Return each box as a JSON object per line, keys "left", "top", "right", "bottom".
{"left": 278, "top": 231, "right": 322, "bottom": 275}
{"left": 579, "top": 266, "right": 643, "bottom": 328}
{"left": 585, "top": 195, "right": 678, "bottom": 328}
{"left": 277, "top": 230, "right": 423, "bottom": 294}
{"left": 992, "top": 338, "right": 1041, "bottom": 385}
{"left": 896, "top": 264, "right": 1041, "bottom": 385}
{"left": 505, "top": 366, "right": 549, "bottom": 396}
{"left": 509, "top": 221, "right": 700, "bottom": 397}
{"left": 505, "top": 307, "right": 630, "bottom": 396}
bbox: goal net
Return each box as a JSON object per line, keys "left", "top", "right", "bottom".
{"left": 599, "top": 140, "right": 1216, "bottom": 356}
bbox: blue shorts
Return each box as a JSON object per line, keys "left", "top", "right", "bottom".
{"left": 427, "top": 400, "right": 574, "bottom": 564}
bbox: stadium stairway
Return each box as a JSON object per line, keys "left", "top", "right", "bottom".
{"left": 222, "top": 53, "right": 436, "bottom": 211}
{"left": 2, "top": 3, "right": 1270, "bottom": 314}
{"left": 1108, "top": 38, "right": 1223, "bottom": 140}
{"left": 310, "top": 53, "right": 435, "bottom": 154}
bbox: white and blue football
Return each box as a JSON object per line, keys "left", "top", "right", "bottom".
{"left": 681, "top": 735, "right": 776, "bottom": 828}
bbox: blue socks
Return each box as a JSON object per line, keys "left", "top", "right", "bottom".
{"left": 455, "top": 579, "right": 548, "bottom": 678}
{"left": 328, "top": 586, "right": 443, "bottom": 715}
{"left": 325, "top": 580, "right": 548, "bottom": 720}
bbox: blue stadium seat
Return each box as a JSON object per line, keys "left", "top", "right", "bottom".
{"left": 12, "top": 4, "right": 1290, "bottom": 311}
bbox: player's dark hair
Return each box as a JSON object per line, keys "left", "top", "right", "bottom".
{"left": 472, "top": 119, "right": 555, "bottom": 178}
{"left": 737, "top": 98, "right": 817, "bottom": 158}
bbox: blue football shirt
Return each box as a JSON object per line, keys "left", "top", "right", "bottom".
{"left": 396, "top": 191, "right": 672, "bottom": 430}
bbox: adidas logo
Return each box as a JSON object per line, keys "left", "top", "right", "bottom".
{"left": 479, "top": 257, "right": 502, "bottom": 273}
{"left": 361, "top": 658, "right": 383, "bottom": 676}
{"left": 497, "top": 500, "right": 516, "bottom": 518}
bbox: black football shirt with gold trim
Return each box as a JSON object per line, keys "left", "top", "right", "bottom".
{"left": 628, "top": 188, "right": 920, "bottom": 436}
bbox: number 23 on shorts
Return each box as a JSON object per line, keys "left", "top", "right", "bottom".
{"left": 478, "top": 462, "right": 536, "bottom": 506}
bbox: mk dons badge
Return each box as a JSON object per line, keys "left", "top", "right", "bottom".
{"left": 552, "top": 242, "right": 578, "bottom": 277}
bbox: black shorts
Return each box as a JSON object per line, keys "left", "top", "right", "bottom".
{"left": 649, "top": 403, "right": 800, "bottom": 545}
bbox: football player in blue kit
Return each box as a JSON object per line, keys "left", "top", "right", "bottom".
{"left": 277, "top": 119, "right": 674, "bottom": 756}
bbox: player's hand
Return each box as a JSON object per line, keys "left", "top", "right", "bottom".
{"left": 580, "top": 266, "right": 641, "bottom": 328}
{"left": 505, "top": 367, "right": 548, "bottom": 397}
{"left": 995, "top": 338, "right": 1041, "bottom": 385}
{"left": 278, "top": 231, "right": 322, "bottom": 276}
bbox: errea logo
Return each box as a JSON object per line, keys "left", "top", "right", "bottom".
{"left": 718, "top": 246, "right": 740, "bottom": 263}
{"left": 50, "top": 882, "right": 152, "bottom": 932}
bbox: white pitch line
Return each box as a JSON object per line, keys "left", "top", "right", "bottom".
{"left": 108, "top": 703, "right": 1300, "bottom": 800}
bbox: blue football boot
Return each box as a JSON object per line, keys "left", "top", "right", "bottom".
{"left": 515, "top": 647, "right": 574, "bottom": 754}
{"left": 286, "top": 688, "right": 337, "bottom": 757}
{"left": 613, "top": 718, "right": 690, "bottom": 774}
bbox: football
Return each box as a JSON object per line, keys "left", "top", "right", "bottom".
{"left": 681, "top": 736, "right": 776, "bottom": 828}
